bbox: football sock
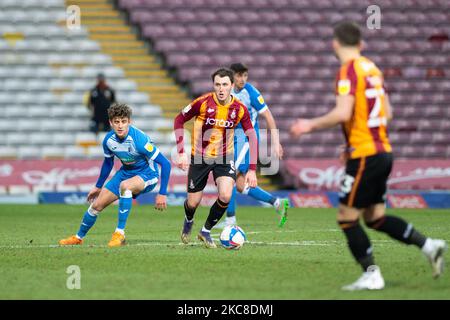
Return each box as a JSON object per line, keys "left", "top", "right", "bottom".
{"left": 117, "top": 190, "right": 132, "bottom": 231}
{"left": 184, "top": 200, "right": 196, "bottom": 221}
{"left": 226, "top": 187, "right": 237, "bottom": 217}
{"left": 76, "top": 205, "right": 99, "bottom": 239}
{"left": 204, "top": 198, "right": 229, "bottom": 230}
{"left": 366, "top": 215, "right": 427, "bottom": 248}
{"left": 339, "top": 220, "right": 375, "bottom": 271}
{"left": 245, "top": 186, "right": 277, "bottom": 205}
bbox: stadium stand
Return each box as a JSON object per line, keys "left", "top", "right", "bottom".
{"left": 118, "top": 0, "right": 450, "bottom": 159}
{"left": 0, "top": 0, "right": 175, "bottom": 162}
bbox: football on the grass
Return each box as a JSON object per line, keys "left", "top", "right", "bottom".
{"left": 220, "top": 225, "right": 246, "bottom": 250}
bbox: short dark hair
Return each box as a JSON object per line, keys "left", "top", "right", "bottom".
{"left": 333, "top": 21, "right": 361, "bottom": 46}
{"left": 211, "top": 67, "right": 234, "bottom": 83}
{"left": 108, "top": 103, "right": 132, "bottom": 120}
{"left": 229, "top": 62, "right": 248, "bottom": 74}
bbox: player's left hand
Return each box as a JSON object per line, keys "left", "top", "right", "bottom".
{"left": 274, "top": 143, "right": 284, "bottom": 159}
{"left": 155, "top": 194, "right": 167, "bottom": 211}
{"left": 290, "top": 119, "right": 313, "bottom": 138}
{"left": 245, "top": 170, "right": 258, "bottom": 188}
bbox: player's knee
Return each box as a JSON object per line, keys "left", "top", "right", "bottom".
{"left": 218, "top": 192, "right": 232, "bottom": 203}
{"left": 365, "top": 216, "right": 385, "bottom": 230}
{"left": 90, "top": 203, "right": 103, "bottom": 214}
{"left": 235, "top": 176, "right": 246, "bottom": 193}
{"left": 187, "top": 197, "right": 201, "bottom": 209}
{"left": 119, "top": 181, "right": 132, "bottom": 193}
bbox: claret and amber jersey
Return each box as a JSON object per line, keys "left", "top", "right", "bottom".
{"left": 336, "top": 56, "right": 392, "bottom": 159}
{"left": 174, "top": 92, "right": 255, "bottom": 159}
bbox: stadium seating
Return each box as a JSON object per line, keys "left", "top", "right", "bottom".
{"left": 0, "top": 0, "right": 171, "bottom": 161}
{"left": 119, "top": 0, "right": 450, "bottom": 159}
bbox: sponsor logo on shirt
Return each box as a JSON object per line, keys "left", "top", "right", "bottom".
{"left": 337, "top": 79, "right": 351, "bottom": 96}
{"left": 205, "top": 118, "right": 234, "bottom": 128}
{"left": 257, "top": 95, "right": 265, "bottom": 104}
{"left": 145, "top": 143, "right": 154, "bottom": 153}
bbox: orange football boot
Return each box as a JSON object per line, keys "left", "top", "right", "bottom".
{"left": 59, "top": 235, "right": 83, "bottom": 246}
{"left": 108, "top": 231, "right": 126, "bottom": 247}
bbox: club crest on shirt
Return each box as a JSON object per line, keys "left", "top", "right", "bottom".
{"left": 230, "top": 109, "right": 236, "bottom": 119}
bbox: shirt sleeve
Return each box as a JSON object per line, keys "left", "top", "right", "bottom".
{"left": 247, "top": 83, "right": 269, "bottom": 114}
{"left": 136, "top": 133, "right": 160, "bottom": 161}
{"left": 173, "top": 94, "right": 207, "bottom": 154}
{"left": 102, "top": 135, "right": 114, "bottom": 158}
{"left": 336, "top": 61, "right": 357, "bottom": 97}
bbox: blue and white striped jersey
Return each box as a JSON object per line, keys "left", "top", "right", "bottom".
{"left": 102, "top": 125, "right": 160, "bottom": 175}
{"left": 233, "top": 82, "right": 268, "bottom": 136}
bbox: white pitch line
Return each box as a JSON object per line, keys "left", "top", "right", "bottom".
{"left": 0, "top": 239, "right": 421, "bottom": 250}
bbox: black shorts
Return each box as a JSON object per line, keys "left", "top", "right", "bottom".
{"left": 339, "top": 152, "right": 393, "bottom": 208}
{"left": 187, "top": 159, "right": 236, "bottom": 193}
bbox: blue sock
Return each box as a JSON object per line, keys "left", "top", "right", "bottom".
{"left": 76, "top": 207, "right": 98, "bottom": 239}
{"left": 246, "top": 186, "right": 277, "bottom": 205}
{"left": 117, "top": 190, "right": 133, "bottom": 231}
{"left": 227, "top": 187, "right": 237, "bottom": 217}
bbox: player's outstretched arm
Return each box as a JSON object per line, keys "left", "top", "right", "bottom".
{"left": 88, "top": 156, "right": 114, "bottom": 202}
{"left": 173, "top": 101, "right": 200, "bottom": 171}
{"left": 153, "top": 152, "right": 171, "bottom": 211}
{"left": 290, "top": 95, "right": 355, "bottom": 138}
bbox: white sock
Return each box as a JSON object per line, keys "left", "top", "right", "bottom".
{"left": 226, "top": 216, "right": 236, "bottom": 223}
{"left": 273, "top": 198, "right": 280, "bottom": 208}
{"left": 201, "top": 226, "right": 210, "bottom": 233}
{"left": 421, "top": 238, "right": 433, "bottom": 256}
{"left": 115, "top": 228, "right": 125, "bottom": 235}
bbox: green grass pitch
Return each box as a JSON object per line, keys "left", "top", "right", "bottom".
{"left": 0, "top": 204, "right": 449, "bottom": 299}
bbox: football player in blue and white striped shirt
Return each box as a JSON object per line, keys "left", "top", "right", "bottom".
{"left": 59, "top": 103, "right": 171, "bottom": 247}
{"left": 223, "top": 63, "right": 288, "bottom": 228}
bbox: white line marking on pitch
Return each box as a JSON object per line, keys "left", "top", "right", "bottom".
{"left": 0, "top": 239, "right": 409, "bottom": 249}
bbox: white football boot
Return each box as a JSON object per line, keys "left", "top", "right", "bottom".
{"left": 422, "top": 238, "right": 448, "bottom": 278}
{"left": 342, "top": 265, "right": 385, "bottom": 291}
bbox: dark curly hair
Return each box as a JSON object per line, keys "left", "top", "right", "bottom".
{"left": 108, "top": 103, "right": 132, "bottom": 120}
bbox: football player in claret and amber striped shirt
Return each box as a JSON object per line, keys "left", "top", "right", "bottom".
{"left": 174, "top": 67, "right": 258, "bottom": 248}
{"left": 290, "top": 21, "right": 447, "bottom": 290}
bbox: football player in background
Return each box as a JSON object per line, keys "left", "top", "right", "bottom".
{"left": 59, "top": 103, "right": 171, "bottom": 247}
{"left": 290, "top": 21, "right": 447, "bottom": 290}
{"left": 216, "top": 63, "right": 288, "bottom": 229}
{"left": 174, "top": 67, "right": 258, "bottom": 248}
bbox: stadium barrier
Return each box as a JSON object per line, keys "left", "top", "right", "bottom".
{"left": 37, "top": 190, "right": 450, "bottom": 209}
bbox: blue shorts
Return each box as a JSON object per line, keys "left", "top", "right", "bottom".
{"left": 234, "top": 130, "right": 260, "bottom": 174}
{"left": 105, "top": 168, "right": 158, "bottom": 198}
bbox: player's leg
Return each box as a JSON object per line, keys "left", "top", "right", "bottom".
{"left": 338, "top": 156, "right": 384, "bottom": 290}
{"left": 59, "top": 188, "right": 118, "bottom": 245}
{"left": 338, "top": 204, "right": 385, "bottom": 291}
{"left": 181, "top": 162, "right": 210, "bottom": 244}
{"left": 364, "top": 204, "right": 447, "bottom": 279}
{"left": 104, "top": 175, "right": 146, "bottom": 247}
{"left": 235, "top": 142, "right": 288, "bottom": 227}
{"left": 198, "top": 175, "right": 234, "bottom": 248}
{"left": 224, "top": 133, "right": 244, "bottom": 225}
{"left": 223, "top": 173, "right": 245, "bottom": 226}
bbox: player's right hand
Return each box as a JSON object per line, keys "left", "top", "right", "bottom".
{"left": 176, "top": 153, "right": 189, "bottom": 171}
{"left": 290, "top": 119, "right": 313, "bottom": 138}
{"left": 245, "top": 170, "right": 258, "bottom": 188}
{"left": 87, "top": 187, "right": 101, "bottom": 203}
